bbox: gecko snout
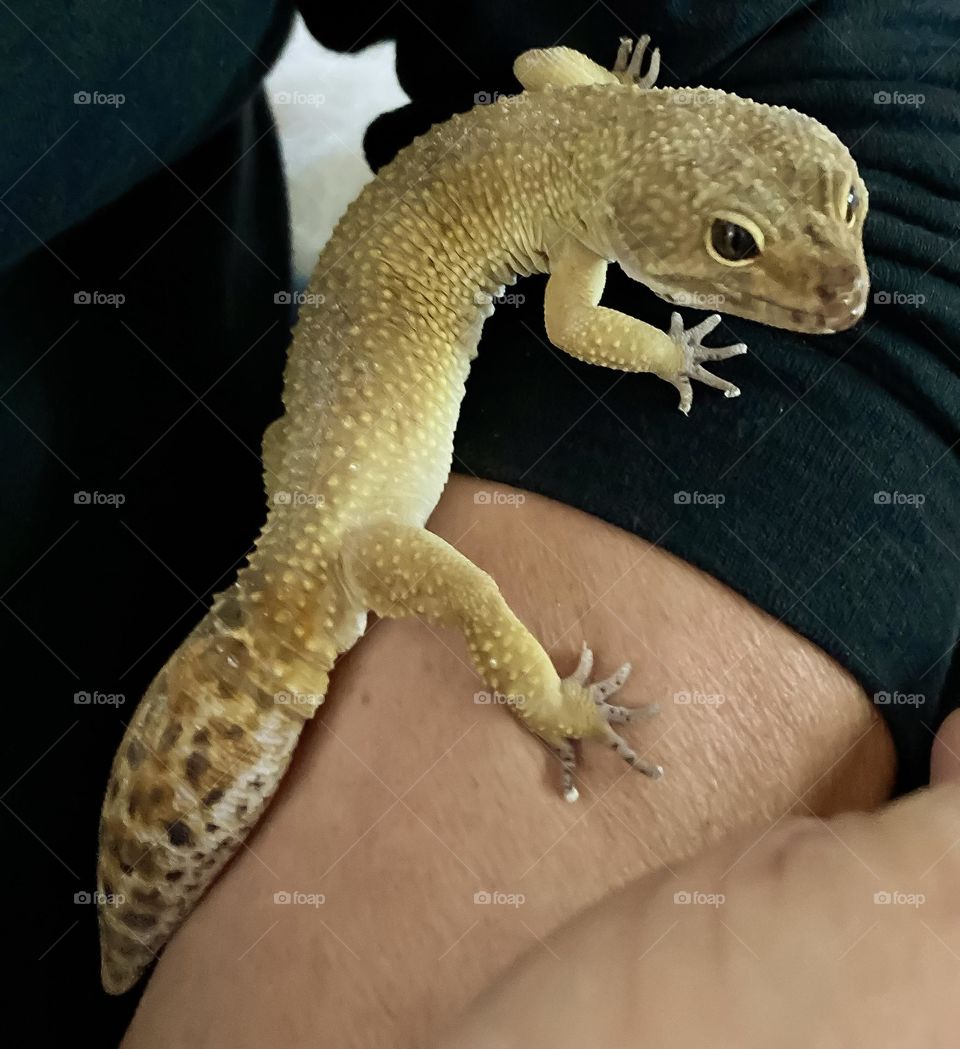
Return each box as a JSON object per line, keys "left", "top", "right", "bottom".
{"left": 815, "top": 264, "right": 868, "bottom": 330}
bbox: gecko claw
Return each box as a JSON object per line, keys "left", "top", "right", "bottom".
{"left": 666, "top": 312, "right": 747, "bottom": 413}
{"left": 613, "top": 35, "right": 660, "bottom": 89}
{"left": 550, "top": 644, "right": 663, "bottom": 798}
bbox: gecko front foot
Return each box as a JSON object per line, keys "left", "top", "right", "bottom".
{"left": 613, "top": 35, "right": 660, "bottom": 89}
{"left": 552, "top": 641, "right": 663, "bottom": 802}
{"left": 666, "top": 312, "right": 748, "bottom": 415}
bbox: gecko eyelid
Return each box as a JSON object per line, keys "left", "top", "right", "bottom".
{"left": 844, "top": 185, "right": 859, "bottom": 226}
{"left": 706, "top": 212, "right": 764, "bottom": 267}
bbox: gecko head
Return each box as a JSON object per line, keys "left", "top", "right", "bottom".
{"left": 605, "top": 98, "right": 870, "bottom": 335}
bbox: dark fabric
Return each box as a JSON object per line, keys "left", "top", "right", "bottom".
{"left": 1, "top": 0, "right": 958, "bottom": 1040}
{"left": 1, "top": 5, "right": 293, "bottom": 1039}
{"left": 307, "top": 0, "right": 960, "bottom": 795}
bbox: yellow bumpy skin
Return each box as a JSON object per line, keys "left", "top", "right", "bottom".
{"left": 97, "top": 37, "right": 869, "bottom": 993}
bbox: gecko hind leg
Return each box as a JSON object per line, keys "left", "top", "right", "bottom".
{"left": 340, "top": 521, "right": 663, "bottom": 799}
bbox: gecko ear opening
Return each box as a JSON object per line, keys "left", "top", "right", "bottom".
{"left": 706, "top": 212, "right": 764, "bottom": 266}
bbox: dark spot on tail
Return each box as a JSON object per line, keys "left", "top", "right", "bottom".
{"left": 125, "top": 739, "right": 145, "bottom": 769}
{"left": 167, "top": 820, "right": 193, "bottom": 847}
{"left": 165, "top": 870, "right": 184, "bottom": 883}
{"left": 213, "top": 719, "right": 244, "bottom": 741}
{"left": 122, "top": 910, "right": 158, "bottom": 931}
{"left": 192, "top": 727, "right": 211, "bottom": 745}
{"left": 185, "top": 752, "right": 210, "bottom": 787}
{"left": 214, "top": 596, "right": 246, "bottom": 630}
{"left": 133, "top": 888, "right": 162, "bottom": 907}
{"left": 159, "top": 722, "right": 183, "bottom": 751}
{"left": 202, "top": 788, "right": 224, "bottom": 807}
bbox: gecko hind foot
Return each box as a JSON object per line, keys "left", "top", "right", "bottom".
{"left": 554, "top": 642, "right": 663, "bottom": 801}
{"left": 613, "top": 35, "right": 660, "bottom": 89}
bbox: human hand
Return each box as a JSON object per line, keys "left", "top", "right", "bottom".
{"left": 438, "top": 712, "right": 960, "bottom": 1049}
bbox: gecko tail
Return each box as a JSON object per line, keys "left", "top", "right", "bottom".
{"left": 97, "top": 596, "right": 330, "bottom": 994}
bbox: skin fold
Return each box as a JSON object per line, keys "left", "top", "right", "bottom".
{"left": 121, "top": 477, "right": 895, "bottom": 1048}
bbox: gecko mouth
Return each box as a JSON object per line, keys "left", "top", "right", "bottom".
{"left": 731, "top": 292, "right": 866, "bottom": 335}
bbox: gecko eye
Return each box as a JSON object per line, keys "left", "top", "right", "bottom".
{"left": 708, "top": 218, "right": 761, "bottom": 265}
{"left": 845, "top": 187, "right": 859, "bottom": 225}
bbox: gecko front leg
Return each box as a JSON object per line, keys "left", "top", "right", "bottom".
{"left": 340, "top": 521, "right": 662, "bottom": 799}
{"left": 544, "top": 237, "right": 747, "bottom": 413}
{"left": 514, "top": 35, "right": 659, "bottom": 92}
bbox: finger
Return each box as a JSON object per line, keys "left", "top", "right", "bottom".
{"left": 697, "top": 342, "right": 747, "bottom": 362}
{"left": 687, "top": 313, "right": 721, "bottom": 340}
